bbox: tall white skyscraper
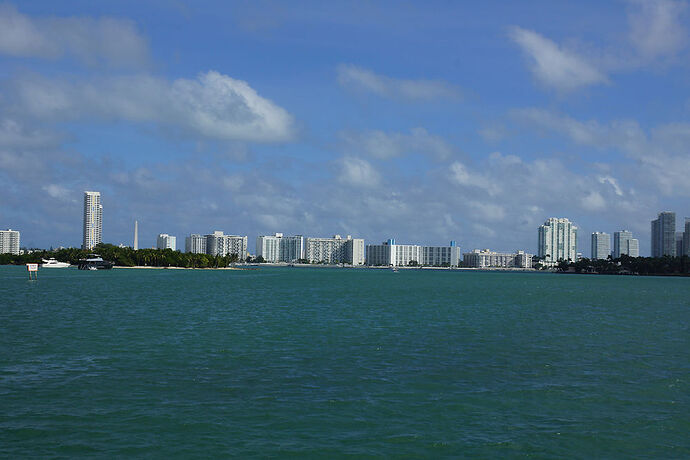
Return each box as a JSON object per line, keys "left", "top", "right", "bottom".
{"left": 157, "top": 234, "right": 176, "bottom": 250}
{"left": 82, "top": 191, "right": 102, "bottom": 250}
{"left": 0, "top": 229, "right": 20, "bottom": 255}
{"left": 591, "top": 232, "right": 610, "bottom": 260}
{"left": 613, "top": 230, "right": 639, "bottom": 258}
{"left": 538, "top": 217, "right": 578, "bottom": 267}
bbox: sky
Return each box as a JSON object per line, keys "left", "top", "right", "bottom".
{"left": 1, "top": 0, "right": 689, "bottom": 256}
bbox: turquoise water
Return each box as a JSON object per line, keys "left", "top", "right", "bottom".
{"left": 1, "top": 265, "right": 688, "bottom": 458}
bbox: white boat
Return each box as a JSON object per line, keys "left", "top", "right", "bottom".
{"left": 42, "top": 258, "right": 71, "bottom": 268}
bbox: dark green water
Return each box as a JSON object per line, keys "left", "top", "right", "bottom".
{"left": 1, "top": 266, "right": 688, "bottom": 458}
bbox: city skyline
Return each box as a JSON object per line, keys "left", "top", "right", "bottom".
{"left": 2, "top": 2, "right": 690, "bottom": 255}
{"left": 8, "top": 187, "right": 690, "bottom": 260}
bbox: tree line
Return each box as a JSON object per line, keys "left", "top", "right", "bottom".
{"left": 0, "top": 244, "right": 246, "bottom": 268}
{"left": 555, "top": 254, "right": 690, "bottom": 276}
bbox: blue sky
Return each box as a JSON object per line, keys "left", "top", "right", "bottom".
{"left": 1, "top": 1, "right": 689, "bottom": 256}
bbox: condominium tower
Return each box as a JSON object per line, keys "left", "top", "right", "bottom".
{"left": 651, "top": 211, "right": 676, "bottom": 257}
{"left": 304, "top": 235, "right": 364, "bottom": 265}
{"left": 0, "top": 229, "right": 20, "bottom": 255}
{"left": 82, "top": 191, "right": 102, "bottom": 250}
{"left": 538, "top": 217, "right": 577, "bottom": 267}
{"left": 613, "top": 230, "right": 639, "bottom": 258}
{"left": 185, "top": 234, "right": 207, "bottom": 254}
{"left": 206, "top": 231, "right": 247, "bottom": 258}
{"left": 256, "top": 233, "right": 305, "bottom": 263}
{"left": 591, "top": 232, "right": 610, "bottom": 260}
{"left": 156, "top": 234, "right": 177, "bottom": 251}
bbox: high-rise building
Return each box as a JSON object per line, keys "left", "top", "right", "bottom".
{"left": 676, "top": 232, "right": 684, "bottom": 257}
{"left": 422, "top": 243, "right": 461, "bottom": 267}
{"left": 0, "top": 229, "right": 20, "bottom": 255}
{"left": 133, "top": 220, "right": 138, "bottom": 250}
{"left": 651, "top": 212, "right": 676, "bottom": 257}
{"left": 683, "top": 218, "right": 690, "bottom": 257}
{"left": 366, "top": 241, "right": 423, "bottom": 266}
{"left": 256, "top": 233, "right": 282, "bottom": 262}
{"left": 591, "top": 232, "right": 610, "bottom": 260}
{"left": 538, "top": 217, "right": 577, "bottom": 267}
{"left": 82, "top": 191, "right": 102, "bottom": 250}
{"left": 366, "top": 240, "right": 459, "bottom": 267}
{"left": 185, "top": 234, "right": 207, "bottom": 254}
{"left": 156, "top": 234, "right": 176, "bottom": 250}
{"left": 304, "top": 235, "right": 365, "bottom": 265}
{"left": 206, "top": 231, "right": 247, "bottom": 258}
{"left": 280, "top": 235, "right": 306, "bottom": 262}
{"left": 613, "top": 230, "right": 639, "bottom": 258}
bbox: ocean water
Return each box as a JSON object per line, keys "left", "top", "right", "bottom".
{"left": 1, "top": 265, "right": 688, "bottom": 458}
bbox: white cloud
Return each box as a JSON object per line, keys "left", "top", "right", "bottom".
{"left": 598, "top": 175, "right": 624, "bottom": 196}
{"left": 0, "top": 3, "right": 149, "bottom": 67}
{"left": 337, "top": 64, "right": 461, "bottom": 101}
{"left": 509, "top": 27, "right": 608, "bottom": 91}
{"left": 449, "top": 161, "right": 500, "bottom": 195}
{"left": 628, "top": 0, "right": 687, "bottom": 59}
{"left": 512, "top": 108, "right": 646, "bottom": 155}
{"left": 340, "top": 127, "right": 453, "bottom": 160}
{"left": 42, "top": 184, "right": 72, "bottom": 201}
{"left": 581, "top": 191, "right": 607, "bottom": 211}
{"left": 0, "top": 117, "right": 62, "bottom": 148}
{"left": 337, "top": 156, "right": 380, "bottom": 187}
{"left": 10, "top": 71, "right": 296, "bottom": 143}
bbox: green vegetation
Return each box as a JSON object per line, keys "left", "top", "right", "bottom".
{"left": 0, "top": 244, "right": 242, "bottom": 268}
{"left": 556, "top": 254, "right": 690, "bottom": 276}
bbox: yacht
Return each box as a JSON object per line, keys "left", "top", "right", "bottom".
{"left": 77, "top": 255, "right": 115, "bottom": 270}
{"left": 41, "top": 258, "right": 71, "bottom": 268}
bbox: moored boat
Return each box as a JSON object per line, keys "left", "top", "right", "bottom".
{"left": 77, "top": 255, "right": 114, "bottom": 270}
{"left": 42, "top": 258, "right": 71, "bottom": 268}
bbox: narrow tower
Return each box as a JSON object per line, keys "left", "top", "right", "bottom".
{"left": 82, "top": 191, "right": 102, "bottom": 250}
{"left": 134, "top": 220, "right": 139, "bottom": 250}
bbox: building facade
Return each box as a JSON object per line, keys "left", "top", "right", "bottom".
{"left": 591, "top": 232, "right": 610, "bottom": 260}
{"left": 538, "top": 217, "right": 577, "bottom": 267}
{"left": 206, "top": 231, "right": 247, "bottom": 258}
{"left": 0, "top": 229, "right": 20, "bottom": 255}
{"left": 185, "top": 234, "right": 207, "bottom": 254}
{"left": 82, "top": 191, "right": 102, "bottom": 250}
{"left": 651, "top": 211, "right": 676, "bottom": 257}
{"left": 422, "top": 242, "right": 461, "bottom": 267}
{"left": 303, "top": 235, "right": 364, "bottom": 265}
{"left": 156, "top": 234, "right": 177, "bottom": 251}
{"left": 463, "top": 249, "right": 532, "bottom": 268}
{"left": 256, "top": 233, "right": 306, "bottom": 262}
{"left": 613, "top": 230, "right": 639, "bottom": 258}
{"left": 684, "top": 218, "right": 690, "bottom": 257}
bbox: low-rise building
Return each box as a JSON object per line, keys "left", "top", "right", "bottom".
{"left": 463, "top": 249, "right": 532, "bottom": 268}
{"left": 0, "top": 229, "right": 20, "bottom": 255}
